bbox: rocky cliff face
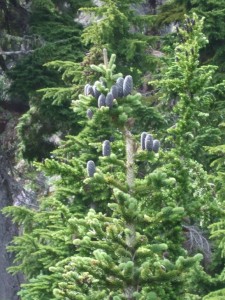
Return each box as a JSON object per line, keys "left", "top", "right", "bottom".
{"left": 0, "top": 110, "right": 50, "bottom": 299}
{"left": 0, "top": 152, "right": 23, "bottom": 300}
{"left": 77, "top": 0, "right": 166, "bottom": 26}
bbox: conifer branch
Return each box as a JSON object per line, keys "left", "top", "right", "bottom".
{"left": 105, "top": 176, "right": 128, "bottom": 193}
{"left": 183, "top": 225, "right": 211, "bottom": 263}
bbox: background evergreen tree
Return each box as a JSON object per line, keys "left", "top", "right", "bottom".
{"left": 0, "top": 0, "right": 29, "bottom": 72}
{"left": 155, "top": 13, "right": 225, "bottom": 169}
{"left": 7, "top": 0, "right": 90, "bottom": 104}
{"left": 157, "top": 0, "right": 225, "bottom": 80}
{"left": 0, "top": 0, "right": 92, "bottom": 160}
{"left": 148, "top": 14, "right": 225, "bottom": 296}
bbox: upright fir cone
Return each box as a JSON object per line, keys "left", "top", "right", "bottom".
{"left": 116, "top": 77, "right": 124, "bottom": 97}
{"left": 87, "top": 85, "right": 95, "bottom": 97}
{"left": 98, "top": 94, "right": 106, "bottom": 108}
{"left": 87, "top": 160, "right": 96, "bottom": 177}
{"left": 84, "top": 84, "right": 91, "bottom": 96}
{"left": 110, "top": 85, "right": 118, "bottom": 99}
{"left": 93, "top": 85, "right": 101, "bottom": 99}
{"left": 86, "top": 108, "right": 93, "bottom": 119}
{"left": 102, "top": 140, "right": 111, "bottom": 156}
{"left": 145, "top": 134, "right": 153, "bottom": 151}
{"left": 106, "top": 93, "right": 114, "bottom": 108}
{"left": 123, "top": 75, "right": 133, "bottom": 96}
{"left": 152, "top": 139, "right": 160, "bottom": 153}
{"left": 140, "top": 132, "right": 147, "bottom": 150}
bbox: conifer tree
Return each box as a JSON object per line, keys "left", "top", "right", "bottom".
{"left": 6, "top": 0, "right": 91, "bottom": 160}
{"left": 152, "top": 12, "right": 225, "bottom": 297}
{"left": 157, "top": 0, "right": 225, "bottom": 80}
{"left": 47, "top": 50, "right": 204, "bottom": 300}
{"left": 4, "top": 14, "right": 223, "bottom": 299}
{"left": 157, "top": 12, "right": 225, "bottom": 168}
{"left": 4, "top": 48, "right": 164, "bottom": 300}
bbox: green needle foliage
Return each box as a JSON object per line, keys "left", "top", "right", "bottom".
{"left": 80, "top": 0, "right": 159, "bottom": 83}
{"left": 154, "top": 13, "right": 225, "bottom": 169}
{"left": 7, "top": 0, "right": 91, "bottom": 160}
{"left": 14, "top": 0, "right": 161, "bottom": 161}
{"left": 152, "top": 13, "right": 225, "bottom": 297}
{"left": 3, "top": 48, "right": 162, "bottom": 299}
{"left": 157, "top": 0, "right": 225, "bottom": 80}
{"left": 3, "top": 14, "right": 224, "bottom": 300}
{"left": 7, "top": 0, "right": 88, "bottom": 104}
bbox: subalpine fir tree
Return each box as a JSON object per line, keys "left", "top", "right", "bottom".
{"left": 3, "top": 45, "right": 209, "bottom": 300}
{"left": 150, "top": 12, "right": 225, "bottom": 296}
{"left": 157, "top": 0, "right": 225, "bottom": 80}
{"left": 3, "top": 48, "right": 163, "bottom": 299}
{"left": 49, "top": 51, "right": 203, "bottom": 299}
{"left": 155, "top": 12, "right": 224, "bottom": 169}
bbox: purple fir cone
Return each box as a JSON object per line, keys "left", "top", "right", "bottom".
{"left": 102, "top": 140, "right": 111, "bottom": 156}
{"left": 87, "top": 160, "right": 96, "bottom": 177}
{"left": 145, "top": 134, "right": 153, "bottom": 151}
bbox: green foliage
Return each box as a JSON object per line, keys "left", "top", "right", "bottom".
{"left": 4, "top": 13, "right": 224, "bottom": 300}
{"left": 190, "top": 0, "right": 225, "bottom": 80}
{"left": 153, "top": 13, "right": 224, "bottom": 169}
{"left": 157, "top": 0, "right": 225, "bottom": 80}
{"left": 12, "top": 0, "right": 162, "bottom": 160}
{"left": 5, "top": 0, "right": 90, "bottom": 160}
{"left": 80, "top": 0, "right": 158, "bottom": 83}
{"left": 7, "top": 1, "right": 86, "bottom": 104}
{"left": 16, "top": 81, "right": 82, "bottom": 161}
{"left": 156, "top": 1, "right": 187, "bottom": 25}
{"left": 155, "top": 11, "right": 225, "bottom": 298}
{"left": 204, "top": 291, "right": 225, "bottom": 300}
